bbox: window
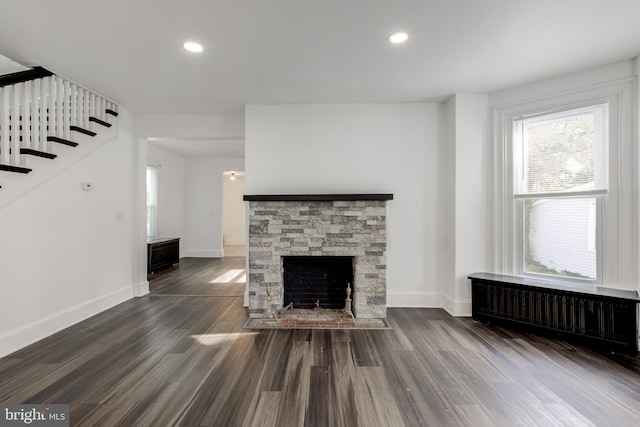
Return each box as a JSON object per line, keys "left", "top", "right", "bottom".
{"left": 493, "top": 78, "right": 635, "bottom": 290}
{"left": 513, "top": 103, "right": 608, "bottom": 282}
{"left": 146, "top": 166, "right": 158, "bottom": 239}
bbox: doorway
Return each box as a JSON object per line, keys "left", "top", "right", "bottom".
{"left": 222, "top": 171, "right": 246, "bottom": 257}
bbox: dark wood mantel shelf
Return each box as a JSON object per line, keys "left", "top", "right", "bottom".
{"left": 243, "top": 194, "right": 393, "bottom": 202}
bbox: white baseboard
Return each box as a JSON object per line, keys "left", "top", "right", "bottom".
{"left": 0, "top": 285, "right": 133, "bottom": 358}
{"left": 133, "top": 280, "right": 150, "bottom": 297}
{"left": 183, "top": 250, "right": 224, "bottom": 258}
{"left": 387, "top": 291, "right": 443, "bottom": 308}
{"left": 442, "top": 294, "right": 472, "bottom": 317}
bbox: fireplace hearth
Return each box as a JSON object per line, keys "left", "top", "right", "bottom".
{"left": 244, "top": 194, "right": 393, "bottom": 319}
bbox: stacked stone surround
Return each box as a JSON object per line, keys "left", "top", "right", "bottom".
{"left": 247, "top": 199, "right": 388, "bottom": 319}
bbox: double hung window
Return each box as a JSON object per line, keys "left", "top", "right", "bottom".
{"left": 513, "top": 103, "right": 608, "bottom": 282}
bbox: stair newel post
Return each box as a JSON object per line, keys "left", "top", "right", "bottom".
{"left": 10, "top": 83, "right": 21, "bottom": 166}
{"left": 0, "top": 86, "right": 9, "bottom": 165}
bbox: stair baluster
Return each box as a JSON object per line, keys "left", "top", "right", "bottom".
{"left": 10, "top": 82, "right": 20, "bottom": 166}
{"left": 1, "top": 86, "right": 9, "bottom": 165}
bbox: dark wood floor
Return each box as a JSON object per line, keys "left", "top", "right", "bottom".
{"left": 149, "top": 257, "right": 246, "bottom": 297}
{"left": 2, "top": 257, "right": 640, "bottom": 426}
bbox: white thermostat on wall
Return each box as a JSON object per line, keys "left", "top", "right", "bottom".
{"left": 82, "top": 182, "right": 93, "bottom": 191}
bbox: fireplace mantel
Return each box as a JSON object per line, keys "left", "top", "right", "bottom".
{"left": 243, "top": 194, "right": 393, "bottom": 202}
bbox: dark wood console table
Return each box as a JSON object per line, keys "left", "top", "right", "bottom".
{"left": 469, "top": 272, "right": 639, "bottom": 354}
{"left": 147, "top": 237, "right": 180, "bottom": 275}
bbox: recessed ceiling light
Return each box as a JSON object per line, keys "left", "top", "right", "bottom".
{"left": 183, "top": 41, "right": 203, "bottom": 53}
{"left": 388, "top": 32, "right": 409, "bottom": 44}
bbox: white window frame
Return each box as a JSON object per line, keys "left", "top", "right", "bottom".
{"left": 512, "top": 102, "right": 608, "bottom": 284}
{"left": 490, "top": 78, "right": 636, "bottom": 289}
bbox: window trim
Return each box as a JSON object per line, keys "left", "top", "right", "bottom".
{"left": 490, "top": 77, "right": 636, "bottom": 289}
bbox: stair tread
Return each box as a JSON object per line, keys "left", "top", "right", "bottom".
{"left": 89, "top": 116, "right": 112, "bottom": 128}
{"left": 70, "top": 125, "right": 97, "bottom": 137}
{"left": 0, "top": 164, "right": 32, "bottom": 174}
{"left": 47, "top": 136, "right": 78, "bottom": 147}
{"left": 20, "top": 148, "right": 57, "bottom": 159}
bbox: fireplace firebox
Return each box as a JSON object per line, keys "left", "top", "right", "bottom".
{"left": 283, "top": 256, "right": 354, "bottom": 310}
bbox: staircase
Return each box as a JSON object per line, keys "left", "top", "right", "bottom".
{"left": 0, "top": 67, "right": 118, "bottom": 205}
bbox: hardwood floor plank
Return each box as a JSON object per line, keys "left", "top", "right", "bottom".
{"left": 354, "top": 366, "right": 405, "bottom": 427}
{"left": 454, "top": 404, "right": 498, "bottom": 427}
{"left": 68, "top": 403, "right": 100, "bottom": 426}
{"left": 244, "top": 391, "right": 282, "bottom": 427}
{"left": 274, "top": 340, "right": 311, "bottom": 427}
{"left": 178, "top": 334, "right": 262, "bottom": 426}
{"left": 121, "top": 382, "right": 183, "bottom": 427}
{"left": 349, "top": 330, "right": 384, "bottom": 367}
{"left": 310, "top": 329, "right": 332, "bottom": 367}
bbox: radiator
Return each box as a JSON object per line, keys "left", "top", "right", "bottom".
{"left": 469, "top": 273, "right": 639, "bottom": 355}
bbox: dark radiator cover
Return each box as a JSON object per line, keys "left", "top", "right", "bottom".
{"left": 147, "top": 237, "right": 180, "bottom": 275}
{"left": 469, "top": 273, "right": 639, "bottom": 355}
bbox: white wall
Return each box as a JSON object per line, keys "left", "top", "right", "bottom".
{"left": 147, "top": 144, "right": 185, "bottom": 256}
{"left": 245, "top": 103, "right": 446, "bottom": 307}
{"left": 0, "top": 110, "right": 136, "bottom": 357}
{"left": 222, "top": 174, "right": 246, "bottom": 246}
{"left": 636, "top": 56, "right": 640, "bottom": 296}
{"left": 443, "top": 98, "right": 456, "bottom": 310}
{"left": 448, "top": 94, "right": 489, "bottom": 315}
{"left": 183, "top": 157, "right": 245, "bottom": 257}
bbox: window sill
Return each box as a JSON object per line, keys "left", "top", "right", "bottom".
{"left": 468, "top": 272, "right": 639, "bottom": 302}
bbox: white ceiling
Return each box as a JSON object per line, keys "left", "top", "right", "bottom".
{"left": 0, "top": 0, "right": 639, "bottom": 117}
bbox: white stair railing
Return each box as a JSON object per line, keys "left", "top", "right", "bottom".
{"left": 0, "top": 74, "right": 117, "bottom": 170}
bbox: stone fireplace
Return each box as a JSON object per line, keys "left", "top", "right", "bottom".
{"left": 243, "top": 194, "right": 392, "bottom": 319}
